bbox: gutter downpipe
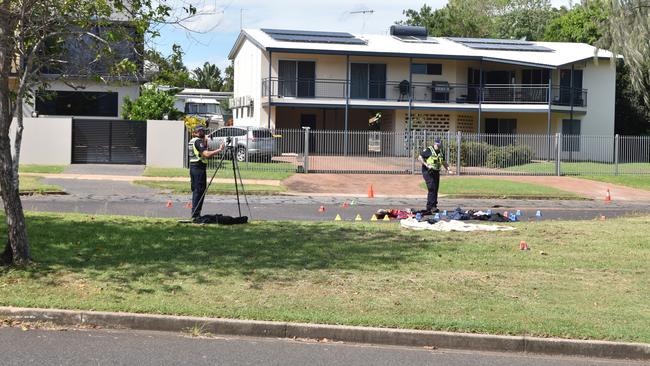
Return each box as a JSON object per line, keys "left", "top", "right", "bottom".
{"left": 408, "top": 57, "right": 413, "bottom": 161}
{"left": 267, "top": 50, "right": 272, "bottom": 129}
{"left": 547, "top": 70, "right": 552, "bottom": 161}
{"left": 478, "top": 60, "right": 483, "bottom": 137}
{"left": 345, "top": 54, "right": 350, "bottom": 156}
{"left": 570, "top": 64, "right": 575, "bottom": 123}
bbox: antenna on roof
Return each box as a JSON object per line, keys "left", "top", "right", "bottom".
{"left": 349, "top": 9, "right": 374, "bottom": 34}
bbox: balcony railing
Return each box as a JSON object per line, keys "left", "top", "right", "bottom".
{"left": 262, "top": 78, "right": 587, "bottom": 107}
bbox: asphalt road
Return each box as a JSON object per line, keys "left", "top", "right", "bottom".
{"left": 19, "top": 192, "right": 650, "bottom": 222}
{"left": 0, "top": 327, "right": 640, "bottom": 366}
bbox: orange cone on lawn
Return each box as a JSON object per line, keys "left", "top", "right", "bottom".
{"left": 166, "top": 200, "right": 173, "bottom": 208}
{"left": 318, "top": 205, "right": 326, "bottom": 213}
{"left": 341, "top": 201, "right": 350, "bottom": 208}
{"left": 367, "top": 184, "right": 375, "bottom": 198}
{"left": 185, "top": 201, "right": 192, "bottom": 209}
{"left": 519, "top": 240, "right": 529, "bottom": 250}
{"left": 605, "top": 189, "right": 612, "bottom": 202}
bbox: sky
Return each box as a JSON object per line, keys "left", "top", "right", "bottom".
{"left": 155, "top": 0, "right": 574, "bottom": 72}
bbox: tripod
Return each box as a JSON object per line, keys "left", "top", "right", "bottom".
{"left": 189, "top": 137, "right": 251, "bottom": 220}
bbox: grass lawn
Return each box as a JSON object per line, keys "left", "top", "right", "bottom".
{"left": 133, "top": 180, "right": 287, "bottom": 195}
{"left": 506, "top": 162, "right": 650, "bottom": 175}
{"left": 421, "top": 178, "right": 582, "bottom": 199}
{"left": 1, "top": 212, "right": 649, "bottom": 342}
{"left": 17, "top": 176, "right": 63, "bottom": 194}
{"left": 579, "top": 175, "right": 650, "bottom": 191}
{"left": 144, "top": 163, "right": 296, "bottom": 181}
{"left": 18, "top": 165, "right": 67, "bottom": 174}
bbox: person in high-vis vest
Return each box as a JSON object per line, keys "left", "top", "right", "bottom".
{"left": 417, "top": 137, "right": 449, "bottom": 214}
{"left": 189, "top": 125, "right": 223, "bottom": 221}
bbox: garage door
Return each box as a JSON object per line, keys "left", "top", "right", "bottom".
{"left": 72, "top": 119, "right": 147, "bottom": 164}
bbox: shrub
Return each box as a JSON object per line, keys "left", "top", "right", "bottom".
{"left": 462, "top": 141, "right": 494, "bottom": 167}
{"left": 486, "top": 145, "right": 534, "bottom": 168}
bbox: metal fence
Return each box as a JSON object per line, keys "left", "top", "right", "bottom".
{"left": 185, "top": 128, "right": 650, "bottom": 176}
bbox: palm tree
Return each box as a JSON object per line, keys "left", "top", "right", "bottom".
{"left": 192, "top": 62, "right": 223, "bottom": 91}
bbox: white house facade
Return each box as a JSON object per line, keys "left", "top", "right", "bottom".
{"left": 228, "top": 26, "right": 616, "bottom": 140}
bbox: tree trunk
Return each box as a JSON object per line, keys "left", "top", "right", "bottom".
{"left": 0, "top": 16, "right": 31, "bottom": 266}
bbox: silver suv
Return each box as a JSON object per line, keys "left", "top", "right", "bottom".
{"left": 207, "top": 127, "right": 275, "bottom": 162}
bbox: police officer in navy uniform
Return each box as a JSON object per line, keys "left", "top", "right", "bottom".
{"left": 417, "top": 137, "right": 449, "bottom": 214}
{"left": 188, "top": 125, "right": 223, "bottom": 221}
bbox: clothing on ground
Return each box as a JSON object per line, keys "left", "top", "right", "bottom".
{"left": 400, "top": 218, "right": 515, "bottom": 232}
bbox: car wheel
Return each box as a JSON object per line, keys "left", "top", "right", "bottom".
{"left": 236, "top": 146, "right": 246, "bottom": 162}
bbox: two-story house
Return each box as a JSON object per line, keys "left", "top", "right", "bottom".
{"left": 229, "top": 26, "right": 614, "bottom": 146}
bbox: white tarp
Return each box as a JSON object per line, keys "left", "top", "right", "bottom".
{"left": 400, "top": 218, "right": 515, "bottom": 232}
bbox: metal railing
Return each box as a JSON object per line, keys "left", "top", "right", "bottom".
{"left": 185, "top": 128, "right": 650, "bottom": 176}
{"left": 262, "top": 78, "right": 587, "bottom": 106}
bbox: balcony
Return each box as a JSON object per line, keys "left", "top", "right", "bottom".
{"left": 262, "top": 78, "right": 587, "bottom": 107}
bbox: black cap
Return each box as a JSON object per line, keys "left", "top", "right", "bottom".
{"left": 434, "top": 137, "right": 442, "bottom": 144}
{"left": 194, "top": 125, "right": 206, "bottom": 132}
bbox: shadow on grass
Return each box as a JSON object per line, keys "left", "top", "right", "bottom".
{"left": 1, "top": 214, "right": 457, "bottom": 285}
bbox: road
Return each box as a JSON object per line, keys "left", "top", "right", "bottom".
{"left": 0, "top": 327, "right": 640, "bottom": 366}
{"left": 19, "top": 191, "right": 650, "bottom": 222}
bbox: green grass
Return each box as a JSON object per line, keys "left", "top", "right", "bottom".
{"left": 421, "top": 178, "right": 582, "bottom": 199}
{"left": 579, "top": 175, "right": 650, "bottom": 191}
{"left": 133, "top": 180, "right": 287, "bottom": 195}
{"left": 17, "top": 176, "right": 63, "bottom": 194}
{"left": 506, "top": 162, "right": 650, "bottom": 175}
{"left": 1, "top": 212, "right": 649, "bottom": 343}
{"left": 144, "top": 163, "right": 296, "bottom": 181}
{"left": 18, "top": 165, "right": 67, "bottom": 174}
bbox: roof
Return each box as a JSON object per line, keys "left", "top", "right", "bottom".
{"left": 229, "top": 29, "right": 614, "bottom": 69}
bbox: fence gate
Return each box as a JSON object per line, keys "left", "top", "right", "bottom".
{"left": 72, "top": 119, "right": 147, "bottom": 164}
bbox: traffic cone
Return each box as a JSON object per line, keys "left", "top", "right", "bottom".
{"left": 370, "top": 214, "right": 378, "bottom": 221}
{"left": 605, "top": 189, "right": 612, "bottom": 202}
{"left": 185, "top": 201, "right": 192, "bottom": 209}
{"left": 535, "top": 210, "right": 542, "bottom": 218}
{"left": 334, "top": 214, "right": 342, "bottom": 221}
{"left": 318, "top": 205, "right": 326, "bottom": 213}
{"left": 166, "top": 200, "right": 173, "bottom": 208}
{"left": 503, "top": 211, "right": 508, "bottom": 218}
{"left": 600, "top": 214, "right": 606, "bottom": 221}
{"left": 354, "top": 214, "right": 362, "bottom": 221}
{"left": 519, "top": 240, "right": 529, "bottom": 250}
{"left": 367, "top": 185, "right": 374, "bottom": 198}
{"left": 383, "top": 215, "right": 390, "bottom": 222}
{"left": 341, "top": 201, "right": 350, "bottom": 208}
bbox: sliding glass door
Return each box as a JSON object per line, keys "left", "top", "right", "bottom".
{"left": 350, "top": 63, "right": 386, "bottom": 100}
{"left": 278, "top": 60, "right": 315, "bottom": 98}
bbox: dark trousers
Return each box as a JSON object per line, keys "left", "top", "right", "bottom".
{"left": 190, "top": 164, "right": 207, "bottom": 218}
{"left": 422, "top": 168, "right": 441, "bottom": 210}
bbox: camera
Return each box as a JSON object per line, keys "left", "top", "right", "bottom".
{"left": 226, "top": 136, "right": 233, "bottom": 146}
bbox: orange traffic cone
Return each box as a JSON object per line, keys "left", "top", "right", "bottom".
{"left": 605, "top": 189, "right": 612, "bottom": 202}
{"left": 519, "top": 240, "right": 529, "bottom": 250}
{"left": 341, "top": 201, "right": 349, "bottom": 208}
{"left": 367, "top": 184, "right": 375, "bottom": 198}
{"left": 185, "top": 201, "right": 192, "bottom": 209}
{"left": 166, "top": 200, "right": 173, "bottom": 208}
{"left": 318, "top": 205, "right": 326, "bottom": 213}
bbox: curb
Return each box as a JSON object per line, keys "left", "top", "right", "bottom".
{"left": 0, "top": 307, "right": 648, "bottom": 360}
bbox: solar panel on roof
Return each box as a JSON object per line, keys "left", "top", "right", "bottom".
{"left": 262, "top": 28, "right": 367, "bottom": 45}
{"left": 262, "top": 28, "right": 356, "bottom": 38}
{"left": 447, "top": 37, "right": 533, "bottom": 45}
{"left": 447, "top": 37, "right": 553, "bottom": 52}
{"left": 393, "top": 35, "right": 438, "bottom": 44}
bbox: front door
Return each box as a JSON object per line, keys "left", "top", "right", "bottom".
{"left": 350, "top": 63, "right": 386, "bottom": 99}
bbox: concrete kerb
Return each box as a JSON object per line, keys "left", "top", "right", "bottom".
{"left": 1, "top": 307, "right": 648, "bottom": 360}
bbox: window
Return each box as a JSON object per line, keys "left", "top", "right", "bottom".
{"left": 522, "top": 69, "right": 550, "bottom": 84}
{"left": 350, "top": 63, "right": 386, "bottom": 99}
{"left": 485, "top": 118, "right": 517, "bottom": 134}
{"left": 278, "top": 60, "right": 315, "bottom": 97}
{"left": 411, "top": 63, "right": 442, "bottom": 75}
{"left": 36, "top": 90, "right": 118, "bottom": 117}
{"left": 186, "top": 103, "right": 219, "bottom": 114}
{"left": 562, "top": 119, "right": 581, "bottom": 152}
